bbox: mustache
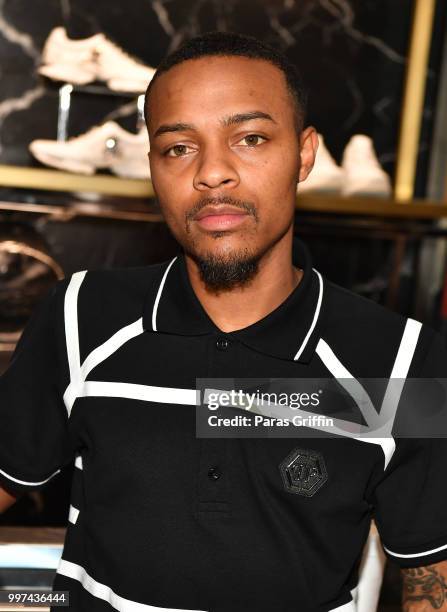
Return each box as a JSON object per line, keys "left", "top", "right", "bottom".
{"left": 186, "top": 195, "right": 258, "bottom": 222}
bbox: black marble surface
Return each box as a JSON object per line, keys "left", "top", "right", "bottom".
{"left": 1, "top": 0, "right": 442, "bottom": 193}
{"left": 0, "top": 8, "right": 445, "bottom": 607}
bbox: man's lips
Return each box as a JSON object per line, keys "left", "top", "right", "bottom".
{"left": 193, "top": 206, "right": 250, "bottom": 231}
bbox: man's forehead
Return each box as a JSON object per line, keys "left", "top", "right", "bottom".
{"left": 155, "top": 55, "right": 286, "bottom": 87}
{"left": 148, "top": 56, "right": 291, "bottom": 126}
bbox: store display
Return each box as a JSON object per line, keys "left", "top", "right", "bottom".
{"left": 297, "top": 134, "right": 345, "bottom": 194}
{"left": 341, "top": 135, "right": 392, "bottom": 197}
{"left": 39, "top": 27, "right": 156, "bottom": 93}
{"left": 298, "top": 133, "right": 392, "bottom": 198}
{"left": 29, "top": 121, "right": 150, "bottom": 179}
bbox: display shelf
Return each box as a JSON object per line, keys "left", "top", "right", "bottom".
{"left": 295, "top": 194, "right": 447, "bottom": 219}
{"left": 0, "top": 165, "right": 153, "bottom": 198}
{"left": 0, "top": 199, "right": 163, "bottom": 223}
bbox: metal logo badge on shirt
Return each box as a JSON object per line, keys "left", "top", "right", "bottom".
{"left": 279, "top": 448, "right": 328, "bottom": 497}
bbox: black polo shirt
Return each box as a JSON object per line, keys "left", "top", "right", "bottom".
{"left": 1, "top": 238, "right": 447, "bottom": 612}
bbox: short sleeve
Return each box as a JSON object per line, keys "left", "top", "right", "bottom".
{"left": 0, "top": 278, "right": 74, "bottom": 496}
{"left": 369, "top": 327, "right": 447, "bottom": 568}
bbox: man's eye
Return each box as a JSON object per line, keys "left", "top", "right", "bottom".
{"left": 238, "top": 134, "right": 267, "bottom": 147}
{"left": 166, "top": 144, "right": 193, "bottom": 157}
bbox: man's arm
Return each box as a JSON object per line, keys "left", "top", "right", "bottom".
{"left": 402, "top": 560, "right": 447, "bottom": 610}
{"left": 0, "top": 485, "right": 19, "bottom": 513}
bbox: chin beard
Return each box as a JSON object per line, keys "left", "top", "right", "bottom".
{"left": 193, "top": 250, "right": 260, "bottom": 291}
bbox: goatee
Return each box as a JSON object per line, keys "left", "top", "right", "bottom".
{"left": 194, "top": 250, "right": 260, "bottom": 291}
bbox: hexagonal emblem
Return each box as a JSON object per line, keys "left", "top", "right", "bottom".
{"left": 279, "top": 448, "right": 328, "bottom": 497}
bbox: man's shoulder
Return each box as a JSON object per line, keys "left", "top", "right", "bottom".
{"left": 322, "top": 277, "right": 407, "bottom": 333}
{"left": 318, "top": 277, "right": 422, "bottom": 374}
{"left": 80, "top": 258, "right": 174, "bottom": 285}
{"left": 52, "top": 259, "right": 179, "bottom": 361}
{"left": 60, "top": 258, "right": 176, "bottom": 301}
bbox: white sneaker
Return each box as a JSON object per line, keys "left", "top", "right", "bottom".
{"left": 107, "top": 125, "right": 151, "bottom": 179}
{"left": 93, "top": 36, "right": 156, "bottom": 93}
{"left": 39, "top": 27, "right": 103, "bottom": 85}
{"left": 29, "top": 121, "right": 150, "bottom": 179}
{"left": 297, "top": 134, "right": 344, "bottom": 194}
{"left": 341, "top": 135, "right": 392, "bottom": 197}
{"left": 39, "top": 27, "right": 155, "bottom": 93}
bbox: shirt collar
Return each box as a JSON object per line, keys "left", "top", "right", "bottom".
{"left": 142, "top": 238, "right": 324, "bottom": 363}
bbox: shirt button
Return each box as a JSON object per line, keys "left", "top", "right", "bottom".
{"left": 208, "top": 466, "right": 222, "bottom": 480}
{"left": 215, "top": 337, "right": 230, "bottom": 351}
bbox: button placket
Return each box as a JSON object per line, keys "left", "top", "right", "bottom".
{"left": 215, "top": 336, "right": 230, "bottom": 351}
{"left": 195, "top": 335, "right": 235, "bottom": 517}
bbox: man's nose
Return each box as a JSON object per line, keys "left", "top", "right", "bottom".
{"left": 193, "top": 145, "right": 239, "bottom": 191}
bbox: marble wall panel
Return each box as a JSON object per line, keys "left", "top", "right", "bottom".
{"left": 0, "top": 0, "right": 443, "bottom": 194}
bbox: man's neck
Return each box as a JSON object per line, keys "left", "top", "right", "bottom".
{"left": 184, "top": 238, "right": 303, "bottom": 333}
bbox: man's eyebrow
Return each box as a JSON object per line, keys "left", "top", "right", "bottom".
{"left": 221, "top": 111, "right": 276, "bottom": 127}
{"left": 153, "top": 122, "right": 196, "bottom": 138}
{"left": 153, "top": 111, "right": 276, "bottom": 138}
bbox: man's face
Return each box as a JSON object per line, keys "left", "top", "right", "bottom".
{"left": 147, "top": 56, "right": 317, "bottom": 285}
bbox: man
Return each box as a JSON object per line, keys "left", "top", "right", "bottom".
{"left": 1, "top": 32, "right": 447, "bottom": 611}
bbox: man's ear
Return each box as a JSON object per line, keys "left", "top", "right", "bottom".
{"left": 298, "top": 127, "right": 319, "bottom": 184}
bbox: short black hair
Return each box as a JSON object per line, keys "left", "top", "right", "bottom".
{"left": 144, "top": 31, "right": 308, "bottom": 132}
